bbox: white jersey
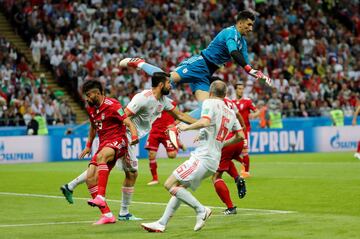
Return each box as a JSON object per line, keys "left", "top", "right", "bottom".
{"left": 126, "top": 89, "right": 175, "bottom": 138}
{"left": 191, "top": 98, "right": 242, "bottom": 172}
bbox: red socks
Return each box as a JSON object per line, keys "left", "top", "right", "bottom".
{"left": 242, "top": 155, "right": 250, "bottom": 172}
{"left": 214, "top": 179, "right": 233, "bottom": 209}
{"left": 357, "top": 141, "right": 360, "bottom": 153}
{"left": 97, "top": 163, "right": 109, "bottom": 197}
{"left": 149, "top": 158, "right": 158, "bottom": 181}
{"left": 227, "top": 161, "right": 239, "bottom": 180}
{"left": 88, "top": 185, "right": 110, "bottom": 214}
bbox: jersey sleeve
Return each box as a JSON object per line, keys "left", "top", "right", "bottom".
{"left": 163, "top": 96, "right": 176, "bottom": 111}
{"left": 113, "top": 103, "right": 127, "bottom": 121}
{"left": 201, "top": 100, "right": 214, "bottom": 122}
{"left": 225, "top": 28, "right": 238, "bottom": 53}
{"left": 126, "top": 93, "right": 145, "bottom": 115}
{"left": 240, "top": 39, "right": 250, "bottom": 65}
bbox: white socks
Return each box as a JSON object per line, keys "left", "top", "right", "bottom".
{"left": 171, "top": 187, "right": 204, "bottom": 213}
{"left": 158, "top": 196, "right": 181, "bottom": 225}
{"left": 67, "top": 170, "right": 87, "bottom": 191}
{"left": 119, "top": 186, "right": 134, "bottom": 215}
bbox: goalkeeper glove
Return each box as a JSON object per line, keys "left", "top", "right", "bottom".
{"left": 244, "top": 65, "right": 272, "bottom": 86}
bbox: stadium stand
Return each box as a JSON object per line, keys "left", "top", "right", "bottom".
{"left": 0, "top": 0, "right": 359, "bottom": 126}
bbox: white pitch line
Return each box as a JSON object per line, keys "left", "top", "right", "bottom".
{"left": 0, "top": 192, "right": 296, "bottom": 215}
{"left": 0, "top": 221, "right": 94, "bottom": 228}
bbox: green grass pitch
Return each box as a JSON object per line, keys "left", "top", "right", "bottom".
{"left": 1, "top": 152, "right": 360, "bottom": 239}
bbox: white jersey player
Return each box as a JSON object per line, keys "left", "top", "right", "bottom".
{"left": 141, "top": 80, "right": 245, "bottom": 232}
{"left": 60, "top": 72, "right": 196, "bottom": 221}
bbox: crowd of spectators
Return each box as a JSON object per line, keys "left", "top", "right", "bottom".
{"left": 1, "top": 0, "right": 359, "bottom": 122}
{"left": 0, "top": 34, "right": 75, "bottom": 126}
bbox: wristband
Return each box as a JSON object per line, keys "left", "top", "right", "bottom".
{"left": 86, "top": 141, "right": 92, "bottom": 148}
{"left": 244, "top": 65, "right": 252, "bottom": 73}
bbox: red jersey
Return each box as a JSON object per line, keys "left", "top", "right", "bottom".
{"left": 224, "top": 97, "right": 239, "bottom": 140}
{"left": 149, "top": 102, "right": 176, "bottom": 134}
{"left": 233, "top": 98, "right": 257, "bottom": 130}
{"left": 86, "top": 97, "right": 127, "bottom": 145}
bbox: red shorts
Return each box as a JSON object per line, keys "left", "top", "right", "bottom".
{"left": 217, "top": 141, "right": 245, "bottom": 172}
{"left": 89, "top": 138, "right": 127, "bottom": 171}
{"left": 145, "top": 131, "right": 177, "bottom": 153}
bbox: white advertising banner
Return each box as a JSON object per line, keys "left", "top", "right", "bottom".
{"left": 0, "top": 136, "right": 48, "bottom": 164}
{"left": 314, "top": 126, "right": 360, "bottom": 152}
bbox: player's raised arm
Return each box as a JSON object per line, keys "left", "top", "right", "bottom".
{"left": 177, "top": 117, "right": 211, "bottom": 132}
{"left": 167, "top": 106, "right": 197, "bottom": 125}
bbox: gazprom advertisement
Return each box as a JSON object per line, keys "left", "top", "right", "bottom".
{"left": 0, "top": 136, "right": 47, "bottom": 163}
{"left": 0, "top": 126, "right": 359, "bottom": 164}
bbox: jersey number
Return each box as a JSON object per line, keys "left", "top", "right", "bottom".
{"left": 95, "top": 121, "right": 103, "bottom": 130}
{"left": 216, "top": 116, "right": 230, "bottom": 142}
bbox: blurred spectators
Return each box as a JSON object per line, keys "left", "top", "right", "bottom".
{"left": 0, "top": 34, "right": 75, "bottom": 126}
{"left": 1, "top": 0, "right": 359, "bottom": 121}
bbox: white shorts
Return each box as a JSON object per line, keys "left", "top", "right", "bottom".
{"left": 172, "top": 156, "right": 214, "bottom": 191}
{"left": 116, "top": 132, "right": 138, "bottom": 172}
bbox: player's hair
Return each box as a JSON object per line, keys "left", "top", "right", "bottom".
{"left": 209, "top": 76, "right": 223, "bottom": 84}
{"left": 152, "top": 72, "right": 170, "bottom": 87}
{"left": 235, "top": 81, "right": 245, "bottom": 88}
{"left": 81, "top": 80, "right": 104, "bottom": 95}
{"left": 210, "top": 80, "right": 227, "bottom": 98}
{"left": 237, "top": 10, "right": 255, "bottom": 22}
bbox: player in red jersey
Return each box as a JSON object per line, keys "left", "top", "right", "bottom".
{"left": 233, "top": 81, "right": 259, "bottom": 178}
{"left": 145, "top": 101, "right": 186, "bottom": 185}
{"left": 79, "top": 80, "right": 138, "bottom": 225}
{"left": 212, "top": 96, "right": 247, "bottom": 215}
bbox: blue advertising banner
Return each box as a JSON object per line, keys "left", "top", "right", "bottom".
{"left": 0, "top": 125, "right": 358, "bottom": 164}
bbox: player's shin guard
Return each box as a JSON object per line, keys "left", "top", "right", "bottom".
{"left": 97, "top": 164, "right": 109, "bottom": 197}
{"left": 188, "top": 101, "right": 203, "bottom": 119}
{"left": 120, "top": 186, "right": 134, "bottom": 215}
{"left": 138, "top": 62, "right": 164, "bottom": 76}
{"left": 214, "top": 179, "right": 233, "bottom": 209}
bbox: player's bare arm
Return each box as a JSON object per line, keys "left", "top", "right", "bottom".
{"left": 124, "top": 107, "right": 135, "bottom": 118}
{"left": 223, "top": 130, "right": 244, "bottom": 148}
{"left": 123, "top": 117, "right": 139, "bottom": 145}
{"left": 352, "top": 105, "right": 360, "bottom": 126}
{"left": 79, "top": 122, "right": 96, "bottom": 159}
{"left": 168, "top": 107, "right": 197, "bottom": 124}
{"left": 178, "top": 117, "right": 211, "bottom": 132}
{"left": 249, "top": 108, "right": 260, "bottom": 119}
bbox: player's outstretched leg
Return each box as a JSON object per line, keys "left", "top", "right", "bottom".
{"left": 119, "top": 58, "right": 163, "bottom": 76}
{"left": 60, "top": 184, "right": 73, "bottom": 204}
